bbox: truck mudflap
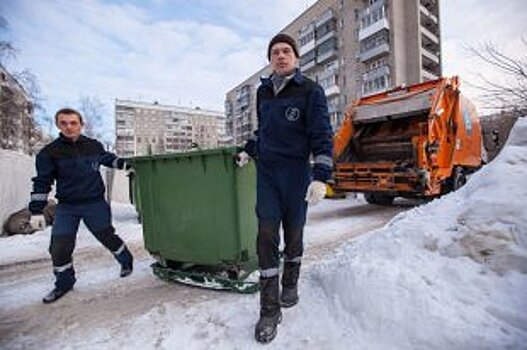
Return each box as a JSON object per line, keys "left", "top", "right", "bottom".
{"left": 151, "top": 261, "right": 259, "bottom": 294}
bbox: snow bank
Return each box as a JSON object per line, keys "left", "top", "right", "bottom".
{"left": 445, "top": 118, "right": 527, "bottom": 274}
{"left": 308, "top": 117, "right": 527, "bottom": 349}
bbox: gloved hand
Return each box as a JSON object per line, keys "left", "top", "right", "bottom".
{"left": 236, "top": 151, "right": 251, "bottom": 167}
{"left": 124, "top": 162, "right": 134, "bottom": 176}
{"left": 305, "top": 180, "right": 327, "bottom": 205}
{"left": 30, "top": 214, "right": 47, "bottom": 231}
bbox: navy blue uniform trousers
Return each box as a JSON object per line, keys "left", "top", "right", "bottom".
{"left": 50, "top": 200, "right": 126, "bottom": 290}
{"left": 256, "top": 160, "right": 310, "bottom": 277}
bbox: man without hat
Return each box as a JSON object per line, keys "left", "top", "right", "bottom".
{"left": 29, "top": 108, "right": 134, "bottom": 303}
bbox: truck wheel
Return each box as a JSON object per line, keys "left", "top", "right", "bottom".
{"left": 443, "top": 167, "right": 467, "bottom": 194}
{"left": 364, "top": 193, "right": 395, "bottom": 205}
{"left": 452, "top": 167, "right": 467, "bottom": 190}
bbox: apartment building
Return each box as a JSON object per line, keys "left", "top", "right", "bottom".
{"left": 115, "top": 99, "right": 223, "bottom": 157}
{"left": 0, "top": 64, "right": 43, "bottom": 155}
{"left": 225, "top": 0, "right": 441, "bottom": 144}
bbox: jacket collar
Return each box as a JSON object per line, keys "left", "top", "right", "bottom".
{"left": 59, "top": 133, "right": 85, "bottom": 144}
{"left": 261, "top": 68, "right": 303, "bottom": 88}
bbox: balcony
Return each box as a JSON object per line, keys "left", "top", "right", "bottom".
{"left": 300, "top": 59, "right": 316, "bottom": 72}
{"left": 420, "top": 0, "right": 438, "bottom": 14}
{"left": 324, "top": 84, "right": 340, "bottom": 97}
{"left": 300, "top": 48, "right": 316, "bottom": 72}
{"left": 237, "top": 95, "right": 250, "bottom": 108}
{"left": 299, "top": 39, "right": 315, "bottom": 56}
{"left": 315, "top": 9, "right": 335, "bottom": 28}
{"left": 420, "top": 4, "right": 438, "bottom": 25}
{"left": 360, "top": 42, "right": 390, "bottom": 62}
{"left": 421, "top": 47, "right": 439, "bottom": 64}
{"left": 421, "top": 69, "right": 438, "bottom": 81}
{"left": 362, "top": 73, "right": 390, "bottom": 96}
{"left": 422, "top": 58, "right": 441, "bottom": 77}
{"left": 363, "top": 65, "right": 390, "bottom": 82}
{"left": 316, "top": 30, "right": 336, "bottom": 46}
{"left": 359, "top": 17, "right": 389, "bottom": 41}
{"left": 317, "top": 48, "right": 338, "bottom": 64}
{"left": 299, "top": 24, "right": 315, "bottom": 56}
{"left": 420, "top": 26, "right": 439, "bottom": 44}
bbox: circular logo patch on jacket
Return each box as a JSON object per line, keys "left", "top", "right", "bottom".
{"left": 285, "top": 107, "right": 300, "bottom": 122}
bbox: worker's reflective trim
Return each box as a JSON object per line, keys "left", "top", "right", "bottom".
{"left": 113, "top": 244, "right": 125, "bottom": 255}
{"left": 53, "top": 262, "right": 73, "bottom": 273}
{"left": 112, "top": 158, "right": 120, "bottom": 169}
{"left": 259, "top": 267, "right": 279, "bottom": 278}
{"left": 284, "top": 256, "right": 301, "bottom": 263}
{"left": 314, "top": 154, "right": 333, "bottom": 167}
{"left": 31, "top": 193, "right": 48, "bottom": 201}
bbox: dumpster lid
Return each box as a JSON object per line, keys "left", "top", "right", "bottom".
{"left": 126, "top": 146, "right": 239, "bottom": 164}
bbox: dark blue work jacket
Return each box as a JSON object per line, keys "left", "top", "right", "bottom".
{"left": 29, "top": 134, "right": 125, "bottom": 214}
{"left": 244, "top": 68, "right": 333, "bottom": 182}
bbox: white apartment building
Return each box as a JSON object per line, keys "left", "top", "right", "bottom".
{"left": 115, "top": 99, "right": 224, "bottom": 157}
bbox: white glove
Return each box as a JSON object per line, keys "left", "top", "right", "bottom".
{"left": 305, "top": 180, "right": 327, "bottom": 205}
{"left": 236, "top": 151, "right": 251, "bottom": 167}
{"left": 30, "top": 215, "right": 46, "bottom": 231}
{"left": 124, "top": 162, "right": 134, "bottom": 176}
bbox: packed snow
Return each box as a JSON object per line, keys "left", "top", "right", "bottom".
{"left": 1, "top": 118, "right": 526, "bottom": 349}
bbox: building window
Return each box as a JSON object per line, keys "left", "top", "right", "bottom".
{"left": 317, "top": 37, "right": 338, "bottom": 56}
{"left": 300, "top": 49, "right": 316, "bottom": 66}
{"left": 360, "top": 30, "right": 389, "bottom": 53}
{"left": 360, "top": 4, "right": 386, "bottom": 29}
{"left": 299, "top": 31, "right": 315, "bottom": 47}
{"left": 319, "top": 74, "right": 338, "bottom": 90}
{"left": 315, "top": 19, "right": 336, "bottom": 40}
{"left": 369, "top": 57, "right": 388, "bottom": 70}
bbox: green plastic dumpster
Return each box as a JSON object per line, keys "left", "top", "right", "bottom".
{"left": 128, "top": 147, "right": 258, "bottom": 292}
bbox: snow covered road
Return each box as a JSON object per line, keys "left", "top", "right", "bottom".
{"left": 0, "top": 196, "right": 408, "bottom": 349}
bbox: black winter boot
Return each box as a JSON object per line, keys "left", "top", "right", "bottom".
{"left": 43, "top": 266, "right": 75, "bottom": 304}
{"left": 114, "top": 244, "right": 134, "bottom": 277}
{"left": 281, "top": 262, "right": 300, "bottom": 307}
{"left": 42, "top": 287, "right": 72, "bottom": 304}
{"left": 255, "top": 276, "right": 282, "bottom": 343}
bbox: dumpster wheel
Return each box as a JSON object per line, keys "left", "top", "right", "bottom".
{"left": 152, "top": 261, "right": 259, "bottom": 294}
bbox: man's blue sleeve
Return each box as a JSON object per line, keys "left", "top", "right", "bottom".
{"left": 98, "top": 141, "right": 126, "bottom": 169}
{"left": 243, "top": 130, "right": 259, "bottom": 159}
{"left": 29, "top": 150, "right": 55, "bottom": 214}
{"left": 306, "top": 85, "right": 333, "bottom": 182}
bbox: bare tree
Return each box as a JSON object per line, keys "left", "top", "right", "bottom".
{"left": 0, "top": 15, "right": 17, "bottom": 65}
{"left": 466, "top": 39, "right": 527, "bottom": 114}
{"left": 0, "top": 16, "right": 47, "bottom": 154}
{"left": 78, "top": 95, "right": 106, "bottom": 141}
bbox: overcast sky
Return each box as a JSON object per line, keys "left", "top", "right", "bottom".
{"left": 1, "top": 0, "right": 526, "bottom": 139}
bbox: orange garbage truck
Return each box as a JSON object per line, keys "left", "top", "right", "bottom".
{"left": 332, "top": 76, "right": 483, "bottom": 205}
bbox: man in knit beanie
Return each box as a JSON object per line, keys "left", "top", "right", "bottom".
{"left": 237, "top": 33, "right": 333, "bottom": 344}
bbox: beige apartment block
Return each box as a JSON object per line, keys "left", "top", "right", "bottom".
{"left": 225, "top": 0, "right": 441, "bottom": 145}
{"left": 115, "top": 99, "right": 224, "bottom": 157}
{"left": 0, "top": 65, "right": 44, "bottom": 155}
